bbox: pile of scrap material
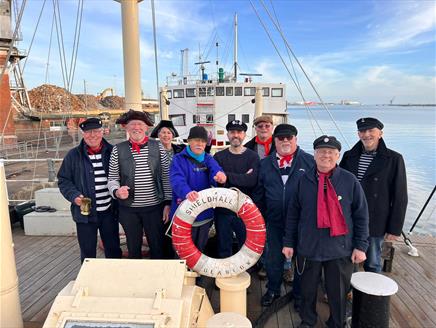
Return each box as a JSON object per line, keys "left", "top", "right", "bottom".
{"left": 29, "top": 84, "right": 85, "bottom": 112}
{"left": 76, "top": 94, "right": 105, "bottom": 110}
{"left": 100, "top": 96, "right": 124, "bottom": 109}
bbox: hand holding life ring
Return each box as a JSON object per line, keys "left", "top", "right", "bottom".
{"left": 172, "top": 187, "right": 266, "bottom": 278}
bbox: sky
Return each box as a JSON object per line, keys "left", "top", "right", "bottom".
{"left": 15, "top": 0, "right": 436, "bottom": 104}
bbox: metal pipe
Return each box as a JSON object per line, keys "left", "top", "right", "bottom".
{"left": 0, "top": 160, "right": 23, "bottom": 328}
{"left": 409, "top": 185, "right": 436, "bottom": 233}
{"left": 160, "top": 87, "right": 169, "bottom": 120}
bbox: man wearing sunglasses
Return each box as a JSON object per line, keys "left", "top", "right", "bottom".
{"left": 253, "top": 123, "right": 315, "bottom": 307}
{"left": 245, "top": 115, "right": 275, "bottom": 159}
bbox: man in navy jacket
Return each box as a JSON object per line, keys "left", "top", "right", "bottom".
{"left": 252, "top": 123, "right": 314, "bottom": 306}
{"left": 283, "top": 135, "right": 369, "bottom": 328}
{"left": 58, "top": 118, "right": 121, "bottom": 263}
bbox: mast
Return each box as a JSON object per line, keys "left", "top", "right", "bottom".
{"left": 233, "top": 13, "right": 238, "bottom": 82}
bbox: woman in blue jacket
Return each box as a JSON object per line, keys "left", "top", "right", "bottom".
{"left": 170, "top": 126, "right": 226, "bottom": 252}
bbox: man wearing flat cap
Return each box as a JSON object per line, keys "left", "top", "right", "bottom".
{"left": 252, "top": 123, "right": 315, "bottom": 306}
{"left": 245, "top": 115, "right": 275, "bottom": 159}
{"left": 340, "top": 117, "right": 408, "bottom": 273}
{"left": 283, "top": 135, "right": 369, "bottom": 328}
{"left": 213, "top": 120, "right": 260, "bottom": 257}
{"left": 108, "top": 110, "right": 172, "bottom": 259}
{"left": 58, "top": 118, "right": 122, "bottom": 263}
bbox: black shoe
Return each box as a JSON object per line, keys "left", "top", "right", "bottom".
{"left": 261, "top": 291, "right": 280, "bottom": 307}
{"left": 297, "top": 323, "right": 314, "bottom": 328}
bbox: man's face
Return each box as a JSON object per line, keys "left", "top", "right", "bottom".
{"left": 314, "top": 148, "right": 340, "bottom": 172}
{"left": 82, "top": 128, "right": 103, "bottom": 148}
{"left": 227, "top": 129, "right": 246, "bottom": 147}
{"left": 358, "top": 128, "right": 383, "bottom": 152}
{"left": 188, "top": 138, "right": 207, "bottom": 155}
{"left": 255, "top": 122, "right": 273, "bottom": 140}
{"left": 274, "top": 135, "right": 297, "bottom": 156}
{"left": 126, "top": 120, "right": 148, "bottom": 142}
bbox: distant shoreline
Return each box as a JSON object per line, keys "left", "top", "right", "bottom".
{"left": 287, "top": 104, "right": 436, "bottom": 107}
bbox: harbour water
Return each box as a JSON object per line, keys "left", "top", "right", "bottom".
{"left": 287, "top": 105, "right": 436, "bottom": 236}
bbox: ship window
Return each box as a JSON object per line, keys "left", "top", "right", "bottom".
{"left": 166, "top": 90, "right": 172, "bottom": 99}
{"left": 206, "top": 114, "right": 214, "bottom": 123}
{"left": 271, "top": 88, "right": 283, "bottom": 97}
{"left": 199, "top": 87, "right": 206, "bottom": 97}
{"left": 228, "top": 114, "right": 236, "bottom": 122}
{"left": 173, "top": 89, "right": 184, "bottom": 98}
{"left": 216, "top": 87, "right": 224, "bottom": 96}
{"left": 207, "top": 87, "right": 214, "bottom": 96}
{"left": 235, "top": 87, "right": 242, "bottom": 96}
{"left": 262, "top": 87, "right": 270, "bottom": 97}
{"left": 244, "top": 87, "right": 256, "bottom": 96}
{"left": 186, "top": 88, "right": 196, "bottom": 97}
{"left": 226, "top": 87, "right": 233, "bottom": 96}
{"left": 193, "top": 115, "right": 201, "bottom": 124}
{"left": 169, "top": 114, "right": 185, "bottom": 126}
{"left": 242, "top": 114, "right": 249, "bottom": 123}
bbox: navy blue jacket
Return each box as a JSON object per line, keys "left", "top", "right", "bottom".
{"left": 252, "top": 147, "right": 314, "bottom": 227}
{"left": 283, "top": 166, "right": 369, "bottom": 261}
{"left": 58, "top": 138, "right": 115, "bottom": 223}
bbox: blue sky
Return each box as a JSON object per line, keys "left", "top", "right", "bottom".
{"left": 17, "top": 0, "right": 436, "bottom": 104}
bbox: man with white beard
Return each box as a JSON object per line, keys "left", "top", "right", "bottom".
{"left": 213, "top": 120, "right": 260, "bottom": 258}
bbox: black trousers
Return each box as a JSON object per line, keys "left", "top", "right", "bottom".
{"left": 299, "top": 256, "right": 353, "bottom": 328}
{"left": 118, "top": 204, "right": 165, "bottom": 259}
{"left": 76, "top": 210, "right": 122, "bottom": 263}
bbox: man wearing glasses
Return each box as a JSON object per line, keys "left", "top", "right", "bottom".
{"left": 252, "top": 124, "right": 315, "bottom": 306}
{"left": 245, "top": 115, "right": 275, "bottom": 159}
{"left": 58, "top": 118, "right": 122, "bottom": 263}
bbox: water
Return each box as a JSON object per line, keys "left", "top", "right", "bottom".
{"left": 287, "top": 105, "right": 436, "bottom": 236}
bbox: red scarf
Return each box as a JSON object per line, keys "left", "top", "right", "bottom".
{"left": 278, "top": 152, "right": 295, "bottom": 168}
{"left": 256, "top": 136, "right": 273, "bottom": 156}
{"left": 87, "top": 142, "right": 103, "bottom": 155}
{"left": 317, "top": 170, "right": 348, "bottom": 237}
{"left": 129, "top": 136, "right": 149, "bottom": 154}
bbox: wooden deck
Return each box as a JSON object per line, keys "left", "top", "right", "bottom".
{"left": 11, "top": 226, "right": 436, "bottom": 328}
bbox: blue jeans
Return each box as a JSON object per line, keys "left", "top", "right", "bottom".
{"left": 364, "top": 236, "right": 384, "bottom": 273}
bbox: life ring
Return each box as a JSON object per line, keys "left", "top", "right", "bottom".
{"left": 172, "top": 187, "right": 266, "bottom": 278}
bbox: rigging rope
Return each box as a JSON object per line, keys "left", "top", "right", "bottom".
{"left": 151, "top": 0, "right": 161, "bottom": 114}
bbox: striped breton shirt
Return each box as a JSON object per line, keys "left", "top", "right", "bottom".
{"left": 88, "top": 153, "right": 112, "bottom": 212}
{"left": 357, "top": 150, "right": 377, "bottom": 181}
{"left": 108, "top": 142, "right": 172, "bottom": 207}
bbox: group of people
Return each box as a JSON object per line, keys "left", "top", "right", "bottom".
{"left": 58, "top": 110, "right": 408, "bottom": 328}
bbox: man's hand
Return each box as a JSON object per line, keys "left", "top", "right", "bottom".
{"left": 74, "top": 195, "right": 84, "bottom": 206}
{"left": 163, "top": 205, "right": 170, "bottom": 224}
{"left": 282, "top": 247, "right": 294, "bottom": 259}
{"left": 214, "top": 171, "right": 227, "bottom": 184}
{"left": 116, "top": 186, "right": 130, "bottom": 200}
{"left": 351, "top": 249, "right": 366, "bottom": 264}
{"left": 385, "top": 233, "right": 399, "bottom": 241}
{"left": 186, "top": 191, "right": 199, "bottom": 202}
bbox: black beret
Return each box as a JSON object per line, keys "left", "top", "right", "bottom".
{"left": 226, "top": 120, "right": 248, "bottom": 132}
{"left": 188, "top": 126, "right": 208, "bottom": 141}
{"left": 116, "top": 109, "right": 154, "bottom": 126}
{"left": 79, "top": 117, "right": 102, "bottom": 131}
{"left": 273, "top": 124, "right": 298, "bottom": 138}
{"left": 150, "top": 120, "right": 179, "bottom": 138}
{"left": 313, "top": 135, "right": 341, "bottom": 151}
{"left": 356, "top": 117, "right": 384, "bottom": 131}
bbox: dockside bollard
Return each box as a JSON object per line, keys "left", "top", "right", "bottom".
{"left": 206, "top": 312, "right": 252, "bottom": 328}
{"left": 351, "top": 272, "right": 398, "bottom": 328}
{"left": 215, "top": 271, "right": 251, "bottom": 316}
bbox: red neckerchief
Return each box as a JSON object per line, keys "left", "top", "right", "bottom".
{"left": 129, "top": 136, "right": 149, "bottom": 154}
{"left": 317, "top": 169, "right": 348, "bottom": 237}
{"left": 87, "top": 142, "right": 103, "bottom": 155}
{"left": 255, "top": 136, "right": 273, "bottom": 156}
{"left": 278, "top": 152, "right": 295, "bottom": 168}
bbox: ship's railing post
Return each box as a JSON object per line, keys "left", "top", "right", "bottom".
{"left": 47, "top": 158, "right": 56, "bottom": 182}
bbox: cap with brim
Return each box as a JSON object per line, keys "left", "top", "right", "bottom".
{"left": 116, "top": 109, "right": 154, "bottom": 126}
{"left": 226, "top": 120, "right": 248, "bottom": 132}
{"left": 273, "top": 124, "right": 298, "bottom": 138}
{"left": 188, "top": 126, "right": 208, "bottom": 141}
{"left": 356, "top": 117, "right": 384, "bottom": 131}
{"left": 313, "top": 135, "right": 341, "bottom": 151}
{"left": 253, "top": 115, "right": 273, "bottom": 126}
{"left": 80, "top": 117, "right": 102, "bottom": 131}
{"left": 150, "top": 120, "right": 179, "bottom": 138}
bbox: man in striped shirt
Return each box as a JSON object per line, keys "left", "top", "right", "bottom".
{"left": 340, "top": 117, "right": 408, "bottom": 273}
{"left": 58, "top": 118, "right": 122, "bottom": 263}
{"left": 108, "top": 110, "right": 172, "bottom": 259}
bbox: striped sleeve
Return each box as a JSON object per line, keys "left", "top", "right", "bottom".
{"left": 159, "top": 143, "right": 172, "bottom": 201}
{"left": 108, "top": 145, "right": 121, "bottom": 198}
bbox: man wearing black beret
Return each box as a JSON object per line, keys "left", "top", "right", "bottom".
{"left": 58, "top": 118, "right": 122, "bottom": 263}
{"left": 340, "top": 117, "right": 408, "bottom": 273}
{"left": 283, "top": 135, "right": 369, "bottom": 328}
{"left": 213, "top": 120, "right": 260, "bottom": 258}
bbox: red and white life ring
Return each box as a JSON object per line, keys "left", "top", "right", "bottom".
{"left": 172, "top": 187, "right": 266, "bottom": 278}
